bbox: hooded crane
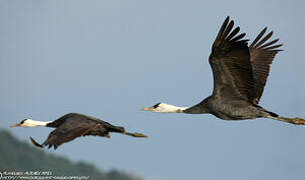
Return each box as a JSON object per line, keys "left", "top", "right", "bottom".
{"left": 10, "top": 113, "right": 147, "bottom": 149}
{"left": 141, "top": 16, "right": 305, "bottom": 125}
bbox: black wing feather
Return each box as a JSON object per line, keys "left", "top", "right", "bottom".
{"left": 250, "top": 27, "right": 267, "bottom": 47}
{"left": 43, "top": 122, "right": 102, "bottom": 149}
{"left": 209, "top": 16, "right": 256, "bottom": 102}
{"left": 249, "top": 27, "right": 283, "bottom": 104}
{"left": 253, "top": 31, "right": 273, "bottom": 48}
{"left": 227, "top": 27, "right": 240, "bottom": 41}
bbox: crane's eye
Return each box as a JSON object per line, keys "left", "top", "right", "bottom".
{"left": 20, "top": 119, "right": 27, "bottom": 124}
{"left": 153, "top": 103, "right": 161, "bottom": 108}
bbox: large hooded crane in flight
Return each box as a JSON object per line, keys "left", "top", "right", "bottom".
{"left": 10, "top": 113, "right": 147, "bottom": 149}
{"left": 141, "top": 16, "right": 305, "bottom": 125}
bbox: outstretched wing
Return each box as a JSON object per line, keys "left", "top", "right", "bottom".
{"left": 43, "top": 119, "right": 105, "bottom": 149}
{"left": 249, "top": 27, "right": 283, "bottom": 104}
{"left": 209, "top": 16, "right": 256, "bottom": 102}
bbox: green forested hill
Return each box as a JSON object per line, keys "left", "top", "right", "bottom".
{"left": 0, "top": 130, "right": 141, "bottom": 180}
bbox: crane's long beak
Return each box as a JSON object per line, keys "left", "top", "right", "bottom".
{"left": 10, "top": 123, "right": 21, "bottom": 127}
{"left": 140, "top": 107, "right": 153, "bottom": 111}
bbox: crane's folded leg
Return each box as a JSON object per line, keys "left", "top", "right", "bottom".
{"left": 268, "top": 116, "right": 305, "bottom": 125}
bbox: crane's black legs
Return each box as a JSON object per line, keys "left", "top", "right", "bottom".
{"left": 267, "top": 116, "right": 305, "bottom": 125}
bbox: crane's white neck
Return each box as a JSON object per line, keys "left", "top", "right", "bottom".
{"left": 22, "top": 119, "right": 52, "bottom": 127}
{"left": 148, "top": 103, "right": 188, "bottom": 113}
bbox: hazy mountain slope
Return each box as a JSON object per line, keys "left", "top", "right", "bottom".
{"left": 0, "top": 130, "right": 141, "bottom": 180}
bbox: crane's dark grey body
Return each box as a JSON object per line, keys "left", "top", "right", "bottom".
{"left": 184, "top": 95, "right": 276, "bottom": 120}
{"left": 47, "top": 113, "right": 124, "bottom": 135}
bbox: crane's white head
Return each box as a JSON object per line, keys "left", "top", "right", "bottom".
{"left": 10, "top": 119, "right": 49, "bottom": 127}
{"left": 140, "top": 102, "right": 187, "bottom": 113}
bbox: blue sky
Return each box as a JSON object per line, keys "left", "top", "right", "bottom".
{"left": 1, "top": 0, "right": 305, "bottom": 180}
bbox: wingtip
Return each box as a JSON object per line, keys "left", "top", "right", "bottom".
{"left": 29, "top": 137, "right": 43, "bottom": 148}
{"left": 223, "top": 16, "right": 230, "bottom": 25}
{"left": 268, "top": 31, "right": 274, "bottom": 36}
{"left": 277, "top": 43, "right": 284, "bottom": 51}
